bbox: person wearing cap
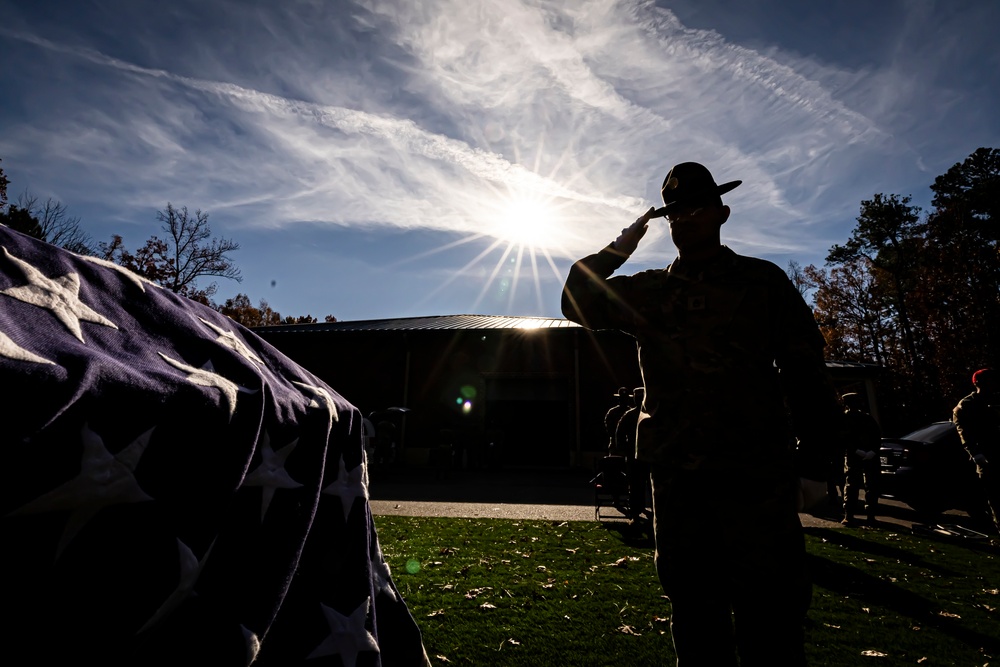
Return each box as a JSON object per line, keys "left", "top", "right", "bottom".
{"left": 839, "top": 392, "right": 882, "bottom": 526}
{"left": 561, "top": 162, "right": 841, "bottom": 666}
{"left": 952, "top": 368, "right": 1000, "bottom": 533}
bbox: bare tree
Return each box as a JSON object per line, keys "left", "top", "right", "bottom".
{"left": 13, "top": 192, "right": 94, "bottom": 255}
{"left": 101, "top": 203, "right": 241, "bottom": 301}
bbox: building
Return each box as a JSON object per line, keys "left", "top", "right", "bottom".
{"left": 256, "top": 315, "right": 881, "bottom": 470}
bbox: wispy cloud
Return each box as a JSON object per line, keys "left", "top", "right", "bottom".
{"left": 1, "top": 0, "right": 995, "bottom": 318}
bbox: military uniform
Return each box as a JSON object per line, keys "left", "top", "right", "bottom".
{"left": 562, "top": 242, "right": 839, "bottom": 666}
{"left": 841, "top": 406, "right": 882, "bottom": 524}
{"left": 953, "top": 389, "right": 1000, "bottom": 532}
{"left": 604, "top": 390, "right": 631, "bottom": 455}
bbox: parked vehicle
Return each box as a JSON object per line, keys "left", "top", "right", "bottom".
{"left": 879, "top": 421, "right": 979, "bottom": 515}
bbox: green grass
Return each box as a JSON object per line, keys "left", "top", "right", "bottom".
{"left": 373, "top": 516, "right": 1000, "bottom": 666}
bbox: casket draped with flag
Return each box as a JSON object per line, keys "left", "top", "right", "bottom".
{"left": 0, "top": 225, "right": 430, "bottom": 666}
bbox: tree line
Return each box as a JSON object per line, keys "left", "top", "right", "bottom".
{"left": 792, "top": 147, "right": 999, "bottom": 433}
{"left": 0, "top": 158, "right": 334, "bottom": 327}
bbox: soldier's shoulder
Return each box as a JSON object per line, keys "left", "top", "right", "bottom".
{"left": 730, "top": 251, "right": 786, "bottom": 278}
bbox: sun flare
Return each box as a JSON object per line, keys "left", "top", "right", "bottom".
{"left": 491, "top": 193, "right": 561, "bottom": 250}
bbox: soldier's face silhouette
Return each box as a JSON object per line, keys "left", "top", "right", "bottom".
{"left": 668, "top": 203, "right": 730, "bottom": 257}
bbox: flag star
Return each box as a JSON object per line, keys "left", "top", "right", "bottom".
{"left": 307, "top": 599, "right": 380, "bottom": 665}
{"left": 8, "top": 424, "right": 154, "bottom": 556}
{"left": 241, "top": 626, "right": 262, "bottom": 665}
{"left": 0, "top": 245, "right": 119, "bottom": 342}
{"left": 292, "top": 381, "right": 339, "bottom": 423}
{"left": 0, "top": 329, "right": 55, "bottom": 365}
{"left": 159, "top": 353, "right": 256, "bottom": 419}
{"left": 139, "top": 539, "right": 214, "bottom": 634}
{"left": 198, "top": 317, "right": 264, "bottom": 367}
{"left": 371, "top": 557, "right": 398, "bottom": 603}
{"left": 79, "top": 254, "right": 154, "bottom": 292}
{"left": 321, "top": 455, "right": 369, "bottom": 522}
{"left": 243, "top": 431, "right": 303, "bottom": 521}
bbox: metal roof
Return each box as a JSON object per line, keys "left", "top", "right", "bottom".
{"left": 255, "top": 314, "right": 583, "bottom": 334}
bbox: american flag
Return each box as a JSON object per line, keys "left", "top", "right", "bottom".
{"left": 0, "top": 225, "right": 430, "bottom": 666}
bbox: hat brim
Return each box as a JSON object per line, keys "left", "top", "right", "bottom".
{"left": 652, "top": 179, "right": 742, "bottom": 218}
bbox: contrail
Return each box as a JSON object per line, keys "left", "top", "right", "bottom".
{"left": 0, "top": 27, "right": 645, "bottom": 215}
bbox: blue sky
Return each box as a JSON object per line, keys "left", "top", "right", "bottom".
{"left": 2, "top": 0, "right": 998, "bottom": 322}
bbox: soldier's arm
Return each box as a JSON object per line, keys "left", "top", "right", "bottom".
{"left": 772, "top": 271, "right": 843, "bottom": 478}
{"left": 561, "top": 246, "right": 634, "bottom": 331}
{"left": 953, "top": 402, "right": 983, "bottom": 459}
{"left": 561, "top": 210, "right": 653, "bottom": 331}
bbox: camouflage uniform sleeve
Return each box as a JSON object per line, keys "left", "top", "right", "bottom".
{"left": 953, "top": 397, "right": 983, "bottom": 458}
{"left": 770, "top": 268, "right": 843, "bottom": 479}
{"left": 561, "top": 245, "right": 635, "bottom": 331}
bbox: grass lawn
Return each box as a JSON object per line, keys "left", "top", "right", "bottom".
{"left": 373, "top": 515, "right": 1000, "bottom": 666}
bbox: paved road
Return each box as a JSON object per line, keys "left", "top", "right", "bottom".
{"left": 366, "top": 466, "right": 978, "bottom": 532}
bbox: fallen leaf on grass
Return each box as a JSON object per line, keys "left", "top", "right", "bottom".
{"left": 653, "top": 617, "right": 669, "bottom": 624}
{"left": 479, "top": 602, "right": 497, "bottom": 610}
{"left": 618, "top": 625, "right": 642, "bottom": 636}
{"left": 427, "top": 610, "right": 445, "bottom": 617}
{"left": 507, "top": 638, "right": 520, "bottom": 646}
{"left": 937, "top": 610, "right": 961, "bottom": 619}
{"left": 823, "top": 623, "right": 841, "bottom": 629}
{"left": 566, "top": 548, "right": 578, "bottom": 554}
{"left": 860, "top": 649, "right": 888, "bottom": 657}
{"left": 537, "top": 565, "right": 547, "bottom": 572}
{"left": 435, "top": 655, "right": 451, "bottom": 663}
{"left": 917, "top": 659, "right": 927, "bottom": 664}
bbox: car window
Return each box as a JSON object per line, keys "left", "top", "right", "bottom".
{"left": 902, "top": 422, "right": 955, "bottom": 442}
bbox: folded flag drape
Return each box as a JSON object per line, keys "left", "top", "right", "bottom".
{"left": 0, "top": 225, "right": 430, "bottom": 666}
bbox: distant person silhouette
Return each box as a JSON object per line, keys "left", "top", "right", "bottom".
{"left": 605, "top": 386, "right": 632, "bottom": 455}
{"left": 839, "top": 392, "right": 882, "bottom": 526}
{"left": 953, "top": 368, "right": 1000, "bottom": 533}
{"left": 562, "top": 161, "right": 841, "bottom": 666}
{"left": 615, "top": 387, "right": 650, "bottom": 522}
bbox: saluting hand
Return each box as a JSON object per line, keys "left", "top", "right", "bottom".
{"left": 612, "top": 207, "right": 655, "bottom": 256}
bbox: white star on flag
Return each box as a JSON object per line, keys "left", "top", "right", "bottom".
{"left": 139, "top": 539, "right": 214, "bottom": 633}
{"left": 242, "top": 431, "right": 303, "bottom": 521}
{"left": 0, "top": 245, "right": 118, "bottom": 342}
{"left": 371, "top": 557, "right": 398, "bottom": 603}
{"left": 293, "top": 381, "right": 339, "bottom": 423}
{"left": 8, "top": 424, "right": 154, "bottom": 556}
{"left": 199, "top": 317, "right": 264, "bottom": 367}
{"left": 0, "top": 329, "right": 54, "bottom": 365}
{"left": 159, "top": 354, "right": 255, "bottom": 419}
{"left": 321, "top": 455, "right": 369, "bottom": 521}
{"left": 307, "top": 599, "right": 380, "bottom": 666}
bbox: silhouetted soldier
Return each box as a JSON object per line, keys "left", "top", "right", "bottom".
{"left": 562, "top": 161, "right": 840, "bottom": 667}
{"left": 953, "top": 368, "right": 1000, "bottom": 533}
{"left": 615, "top": 387, "right": 650, "bottom": 521}
{"left": 605, "top": 386, "right": 632, "bottom": 455}
{"left": 840, "top": 392, "right": 882, "bottom": 526}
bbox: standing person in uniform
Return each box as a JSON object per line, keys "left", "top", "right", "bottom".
{"left": 616, "top": 387, "right": 651, "bottom": 522}
{"left": 561, "top": 162, "right": 840, "bottom": 667}
{"left": 840, "top": 392, "right": 882, "bottom": 526}
{"left": 953, "top": 368, "right": 1000, "bottom": 533}
{"left": 605, "top": 387, "right": 633, "bottom": 455}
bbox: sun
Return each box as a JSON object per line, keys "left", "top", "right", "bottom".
{"left": 490, "top": 192, "right": 562, "bottom": 251}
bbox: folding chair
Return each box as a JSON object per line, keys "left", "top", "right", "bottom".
{"left": 591, "top": 455, "right": 630, "bottom": 520}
